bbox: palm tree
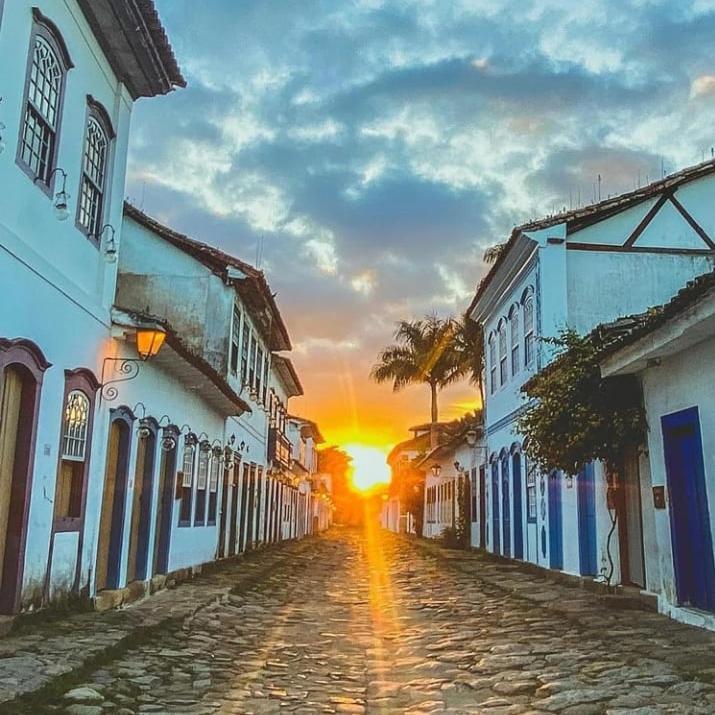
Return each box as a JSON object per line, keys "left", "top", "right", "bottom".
{"left": 454, "top": 315, "right": 485, "bottom": 408}
{"left": 371, "top": 315, "right": 466, "bottom": 447}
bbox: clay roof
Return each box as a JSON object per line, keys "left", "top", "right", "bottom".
{"left": 124, "top": 202, "right": 292, "bottom": 351}
{"left": 272, "top": 355, "right": 304, "bottom": 398}
{"left": 467, "top": 159, "right": 715, "bottom": 320}
{"left": 597, "top": 269, "right": 715, "bottom": 359}
{"left": 77, "top": 0, "right": 185, "bottom": 98}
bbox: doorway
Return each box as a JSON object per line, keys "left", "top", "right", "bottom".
{"left": 577, "top": 463, "right": 598, "bottom": 577}
{"left": 0, "top": 364, "right": 41, "bottom": 613}
{"left": 619, "top": 450, "right": 646, "bottom": 587}
{"left": 662, "top": 407, "right": 715, "bottom": 612}
{"left": 153, "top": 432, "right": 177, "bottom": 576}
{"left": 478, "top": 465, "right": 486, "bottom": 548}
{"left": 548, "top": 470, "right": 563, "bottom": 570}
{"left": 512, "top": 452, "right": 524, "bottom": 560}
{"left": 491, "top": 460, "right": 500, "bottom": 554}
{"left": 127, "top": 426, "right": 156, "bottom": 583}
{"left": 96, "top": 409, "right": 133, "bottom": 591}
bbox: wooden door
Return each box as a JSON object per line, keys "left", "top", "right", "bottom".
{"left": 577, "top": 463, "right": 598, "bottom": 577}
{"left": 96, "top": 412, "right": 132, "bottom": 591}
{"left": 548, "top": 470, "right": 564, "bottom": 570}
{"left": 127, "top": 431, "right": 156, "bottom": 583}
{"left": 0, "top": 367, "right": 36, "bottom": 613}
{"left": 662, "top": 408, "right": 715, "bottom": 612}
{"left": 153, "top": 439, "right": 177, "bottom": 576}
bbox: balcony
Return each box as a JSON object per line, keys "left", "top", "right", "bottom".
{"left": 268, "top": 428, "right": 292, "bottom": 470}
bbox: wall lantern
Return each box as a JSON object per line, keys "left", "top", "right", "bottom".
{"left": 137, "top": 417, "right": 154, "bottom": 440}
{"left": 466, "top": 429, "right": 478, "bottom": 447}
{"left": 100, "top": 323, "right": 167, "bottom": 402}
{"left": 431, "top": 464, "right": 442, "bottom": 478}
{"left": 97, "top": 224, "right": 118, "bottom": 262}
{"left": 36, "top": 167, "right": 70, "bottom": 221}
{"left": 136, "top": 327, "right": 166, "bottom": 361}
{"left": 161, "top": 426, "right": 178, "bottom": 452}
{"left": 453, "top": 460, "right": 462, "bottom": 472}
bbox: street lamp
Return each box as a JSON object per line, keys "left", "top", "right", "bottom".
{"left": 431, "top": 464, "right": 442, "bottom": 478}
{"left": 36, "top": 167, "right": 70, "bottom": 221}
{"left": 466, "top": 429, "right": 478, "bottom": 447}
{"left": 100, "top": 324, "right": 167, "bottom": 402}
{"left": 97, "top": 224, "right": 118, "bottom": 262}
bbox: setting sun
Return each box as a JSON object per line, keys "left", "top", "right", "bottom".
{"left": 344, "top": 444, "right": 391, "bottom": 492}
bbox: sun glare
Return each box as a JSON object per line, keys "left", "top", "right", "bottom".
{"left": 345, "top": 444, "right": 391, "bottom": 492}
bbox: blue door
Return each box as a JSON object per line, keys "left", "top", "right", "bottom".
{"left": 662, "top": 407, "right": 715, "bottom": 612}
{"left": 491, "top": 461, "right": 500, "bottom": 554}
{"left": 134, "top": 431, "right": 156, "bottom": 581}
{"left": 153, "top": 436, "right": 177, "bottom": 576}
{"left": 501, "top": 454, "right": 511, "bottom": 558}
{"left": 512, "top": 453, "right": 524, "bottom": 560}
{"left": 548, "top": 470, "right": 563, "bottom": 570}
{"left": 577, "top": 463, "right": 598, "bottom": 576}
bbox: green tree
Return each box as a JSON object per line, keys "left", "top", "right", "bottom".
{"left": 453, "top": 316, "right": 485, "bottom": 408}
{"left": 370, "top": 316, "right": 466, "bottom": 447}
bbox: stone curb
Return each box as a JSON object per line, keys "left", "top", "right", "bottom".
{"left": 400, "top": 534, "right": 659, "bottom": 617}
{"left": 2, "top": 537, "right": 317, "bottom": 712}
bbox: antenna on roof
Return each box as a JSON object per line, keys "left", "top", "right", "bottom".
{"left": 661, "top": 156, "right": 665, "bottom": 178}
{"left": 597, "top": 174, "right": 602, "bottom": 202}
{"left": 140, "top": 181, "right": 146, "bottom": 211}
{"left": 711, "top": 147, "right": 714, "bottom": 159}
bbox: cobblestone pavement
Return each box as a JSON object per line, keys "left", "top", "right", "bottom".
{"left": 12, "top": 525, "right": 715, "bottom": 714}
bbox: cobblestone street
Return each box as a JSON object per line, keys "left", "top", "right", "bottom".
{"left": 7, "top": 526, "right": 715, "bottom": 714}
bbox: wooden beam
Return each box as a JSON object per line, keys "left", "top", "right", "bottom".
{"left": 566, "top": 242, "right": 715, "bottom": 256}
{"left": 668, "top": 194, "right": 715, "bottom": 250}
{"left": 623, "top": 189, "right": 673, "bottom": 248}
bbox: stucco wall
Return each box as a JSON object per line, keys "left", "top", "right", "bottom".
{"left": 640, "top": 335, "right": 715, "bottom": 628}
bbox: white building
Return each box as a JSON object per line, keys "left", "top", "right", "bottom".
{"left": 118, "top": 205, "right": 309, "bottom": 565}
{"left": 420, "top": 426, "right": 484, "bottom": 543}
{"left": 0, "top": 0, "right": 183, "bottom": 614}
{"left": 287, "top": 415, "right": 326, "bottom": 538}
{"left": 468, "top": 160, "right": 715, "bottom": 584}
{"left": 601, "top": 270, "right": 715, "bottom": 629}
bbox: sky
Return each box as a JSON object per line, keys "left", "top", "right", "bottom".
{"left": 126, "top": 0, "right": 715, "bottom": 450}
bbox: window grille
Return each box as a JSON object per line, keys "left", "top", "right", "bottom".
{"left": 77, "top": 117, "right": 108, "bottom": 236}
{"left": 182, "top": 440, "right": 195, "bottom": 487}
{"left": 209, "top": 456, "right": 220, "bottom": 493}
{"left": 510, "top": 307, "right": 520, "bottom": 376}
{"left": 524, "top": 294, "right": 534, "bottom": 366}
{"left": 256, "top": 346, "right": 264, "bottom": 399}
{"left": 62, "top": 391, "right": 89, "bottom": 461}
{"left": 20, "top": 36, "right": 62, "bottom": 182}
{"left": 498, "top": 322, "right": 507, "bottom": 386}
{"left": 489, "top": 335, "right": 496, "bottom": 394}
{"left": 230, "top": 306, "right": 240, "bottom": 374}
{"left": 241, "top": 323, "right": 250, "bottom": 384}
{"left": 197, "top": 450, "right": 209, "bottom": 490}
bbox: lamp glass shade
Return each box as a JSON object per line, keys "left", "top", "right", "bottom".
{"left": 136, "top": 328, "right": 166, "bottom": 360}
{"left": 431, "top": 464, "right": 442, "bottom": 477}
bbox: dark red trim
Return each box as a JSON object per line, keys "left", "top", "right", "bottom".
{"left": 31, "top": 7, "right": 74, "bottom": 68}
{"left": 566, "top": 242, "right": 715, "bottom": 256}
{"left": 668, "top": 194, "right": 715, "bottom": 250}
{"left": 0, "top": 338, "right": 50, "bottom": 614}
{"left": 16, "top": 11, "right": 72, "bottom": 194}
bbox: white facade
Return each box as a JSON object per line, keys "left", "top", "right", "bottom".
{"left": 0, "top": 0, "right": 181, "bottom": 612}
{"left": 470, "top": 161, "right": 715, "bottom": 584}
{"left": 602, "top": 276, "right": 715, "bottom": 628}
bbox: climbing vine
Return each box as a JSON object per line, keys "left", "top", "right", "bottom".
{"left": 517, "top": 329, "right": 646, "bottom": 475}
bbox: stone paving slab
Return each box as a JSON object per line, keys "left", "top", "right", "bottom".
{"left": 4, "top": 527, "right": 715, "bottom": 714}
{"left": 0, "top": 538, "right": 315, "bottom": 709}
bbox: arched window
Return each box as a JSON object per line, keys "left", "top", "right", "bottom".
{"left": 498, "top": 320, "right": 507, "bottom": 386}
{"left": 54, "top": 369, "right": 99, "bottom": 526}
{"left": 488, "top": 333, "right": 496, "bottom": 394}
{"left": 523, "top": 288, "right": 535, "bottom": 367}
{"left": 509, "top": 305, "right": 520, "bottom": 377}
{"left": 18, "top": 11, "right": 72, "bottom": 185}
{"left": 77, "top": 102, "right": 113, "bottom": 237}
{"left": 179, "top": 434, "right": 197, "bottom": 525}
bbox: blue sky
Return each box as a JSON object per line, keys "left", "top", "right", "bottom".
{"left": 126, "top": 0, "right": 715, "bottom": 446}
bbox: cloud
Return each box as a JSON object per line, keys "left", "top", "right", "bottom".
{"left": 127, "top": 0, "right": 715, "bottom": 444}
